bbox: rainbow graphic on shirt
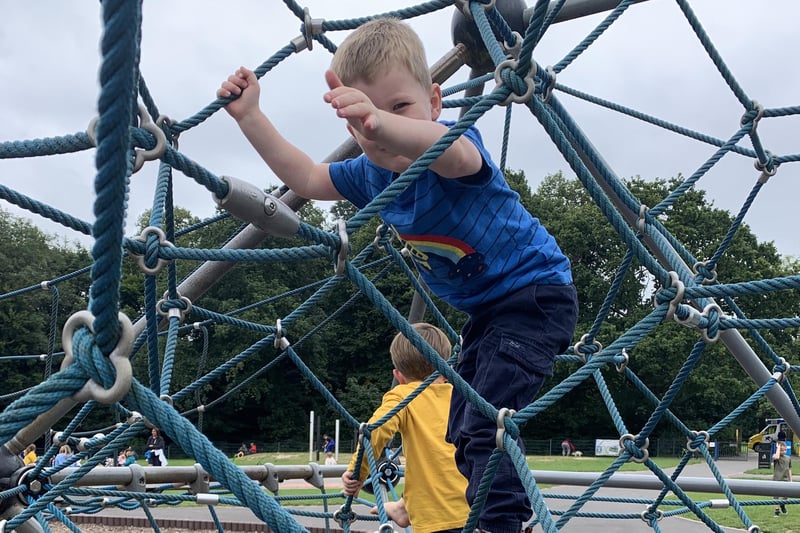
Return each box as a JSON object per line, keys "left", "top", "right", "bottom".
{"left": 397, "top": 233, "right": 487, "bottom": 281}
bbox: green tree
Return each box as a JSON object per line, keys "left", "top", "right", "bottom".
{"left": 526, "top": 173, "right": 799, "bottom": 444}
{"left": 0, "top": 209, "right": 91, "bottom": 402}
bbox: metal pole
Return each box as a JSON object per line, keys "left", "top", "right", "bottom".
{"left": 308, "top": 411, "right": 314, "bottom": 463}
{"left": 46, "top": 465, "right": 800, "bottom": 498}
{"left": 524, "top": 0, "right": 650, "bottom": 25}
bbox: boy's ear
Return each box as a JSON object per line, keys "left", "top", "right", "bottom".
{"left": 430, "top": 83, "right": 442, "bottom": 120}
{"left": 392, "top": 368, "right": 407, "bottom": 384}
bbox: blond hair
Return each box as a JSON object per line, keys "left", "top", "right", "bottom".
{"left": 330, "top": 18, "right": 432, "bottom": 91}
{"left": 390, "top": 323, "right": 451, "bottom": 381}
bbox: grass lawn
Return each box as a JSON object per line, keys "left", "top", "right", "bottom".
{"left": 157, "top": 453, "right": 798, "bottom": 531}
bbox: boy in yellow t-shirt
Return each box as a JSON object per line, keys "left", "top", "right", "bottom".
{"left": 22, "top": 444, "right": 37, "bottom": 465}
{"left": 341, "top": 323, "right": 468, "bottom": 533}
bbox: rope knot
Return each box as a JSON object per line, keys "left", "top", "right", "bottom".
{"left": 686, "top": 430, "right": 709, "bottom": 453}
{"left": 72, "top": 328, "right": 115, "bottom": 388}
{"left": 132, "top": 226, "right": 174, "bottom": 275}
{"left": 640, "top": 509, "right": 664, "bottom": 524}
{"left": 692, "top": 261, "right": 717, "bottom": 284}
{"left": 156, "top": 293, "right": 193, "bottom": 323}
{"left": 657, "top": 271, "right": 684, "bottom": 321}
{"left": 60, "top": 311, "right": 134, "bottom": 404}
{"left": 573, "top": 334, "right": 602, "bottom": 363}
{"left": 494, "top": 59, "right": 535, "bottom": 105}
{"left": 772, "top": 357, "right": 790, "bottom": 383}
{"left": 332, "top": 506, "right": 356, "bottom": 527}
{"left": 619, "top": 433, "right": 649, "bottom": 463}
{"left": 699, "top": 303, "right": 723, "bottom": 343}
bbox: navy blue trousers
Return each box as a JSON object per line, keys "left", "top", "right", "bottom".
{"left": 448, "top": 284, "right": 578, "bottom": 533}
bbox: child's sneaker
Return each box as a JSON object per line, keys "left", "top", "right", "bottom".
{"left": 780, "top": 503, "right": 787, "bottom": 514}
{"left": 775, "top": 509, "right": 781, "bottom": 517}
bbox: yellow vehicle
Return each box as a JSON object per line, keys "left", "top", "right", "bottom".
{"left": 747, "top": 418, "right": 796, "bottom": 453}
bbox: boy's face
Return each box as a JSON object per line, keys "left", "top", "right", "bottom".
{"left": 349, "top": 68, "right": 441, "bottom": 172}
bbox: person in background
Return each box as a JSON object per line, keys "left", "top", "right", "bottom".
{"left": 53, "top": 445, "right": 74, "bottom": 467}
{"left": 249, "top": 442, "right": 257, "bottom": 454}
{"left": 146, "top": 428, "right": 165, "bottom": 467}
{"left": 323, "top": 434, "right": 336, "bottom": 465}
{"left": 124, "top": 449, "right": 137, "bottom": 466}
{"left": 22, "top": 444, "right": 37, "bottom": 465}
{"left": 561, "top": 438, "right": 571, "bottom": 457}
{"left": 341, "top": 323, "right": 468, "bottom": 533}
{"left": 773, "top": 441, "right": 792, "bottom": 517}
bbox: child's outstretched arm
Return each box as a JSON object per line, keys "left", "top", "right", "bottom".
{"left": 217, "top": 67, "right": 343, "bottom": 201}
{"left": 323, "top": 70, "right": 483, "bottom": 179}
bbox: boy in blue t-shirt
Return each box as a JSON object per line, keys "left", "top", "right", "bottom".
{"left": 218, "top": 17, "right": 578, "bottom": 533}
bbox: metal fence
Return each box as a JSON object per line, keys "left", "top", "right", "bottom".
{"left": 164, "top": 438, "right": 752, "bottom": 461}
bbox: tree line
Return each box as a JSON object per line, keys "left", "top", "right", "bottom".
{"left": 1, "top": 171, "right": 798, "bottom": 451}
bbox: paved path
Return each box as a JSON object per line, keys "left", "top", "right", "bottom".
{"left": 78, "top": 457, "right": 764, "bottom": 532}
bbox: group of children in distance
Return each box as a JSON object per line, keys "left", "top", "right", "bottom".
{"left": 217, "top": 16, "right": 578, "bottom": 533}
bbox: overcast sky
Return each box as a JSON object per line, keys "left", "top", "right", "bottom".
{"left": 1, "top": 0, "right": 798, "bottom": 263}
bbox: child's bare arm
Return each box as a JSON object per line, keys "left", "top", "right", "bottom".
{"left": 324, "top": 70, "right": 483, "bottom": 179}
{"left": 218, "top": 67, "right": 344, "bottom": 201}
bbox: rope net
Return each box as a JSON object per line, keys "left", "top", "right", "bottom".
{"left": 1, "top": 1, "right": 799, "bottom": 532}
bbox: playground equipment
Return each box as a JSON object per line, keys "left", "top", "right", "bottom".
{"left": 1, "top": 1, "right": 800, "bottom": 532}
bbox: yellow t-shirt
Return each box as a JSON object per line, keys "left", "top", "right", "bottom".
{"left": 23, "top": 450, "right": 37, "bottom": 465}
{"left": 347, "top": 382, "right": 468, "bottom": 533}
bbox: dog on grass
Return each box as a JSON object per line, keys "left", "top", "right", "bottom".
{"left": 571, "top": 450, "right": 583, "bottom": 457}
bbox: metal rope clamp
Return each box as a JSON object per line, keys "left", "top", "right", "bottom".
{"left": 662, "top": 271, "right": 685, "bottom": 321}
{"left": 639, "top": 509, "right": 663, "bottom": 523}
{"left": 373, "top": 224, "right": 395, "bottom": 250}
{"left": 699, "top": 303, "right": 723, "bottom": 343}
{"left": 686, "top": 430, "right": 709, "bottom": 455}
{"left": 692, "top": 260, "right": 717, "bottom": 284}
{"left": 274, "top": 319, "right": 290, "bottom": 350}
{"left": 156, "top": 291, "right": 193, "bottom": 324}
{"left": 494, "top": 58, "right": 535, "bottom": 105}
{"left": 539, "top": 65, "right": 556, "bottom": 103}
{"left": 739, "top": 100, "right": 763, "bottom": 133}
{"left": 495, "top": 407, "right": 517, "bottom": 451}
{"left": 573, "top": 334, "right": 602, "bottom": 364}
{"left": 301, "top": 7, "right": 324, "bottom": 51}
{"left": 754, "top": 154, "right": 778, "bottom": 183}
{"left": 502, "top": 31, "right": 522, "bottom": 60}
{"left": 333, "top": 506, "right": 356, "bottom": 528}
{"left": 619, "top": 433, "right": 649, "bottom": 463}
{"left": 213, "top": 175, "right": 300, "bottom": 238}
{"left": 87, "top": 103, "right": 167, "bottom": 173}
{"left": 773, "top": 356, "right": 790, "bottom": 384}
{"left": 335, "top": 219, "right": 349, "bottom": 276}
{"left": 60, "top": 310, "right": 135, "bottom": 404}
{"left": 132, "top": 226, "right": 175, "bottom": 276}
{"left": 615, "top": 348, "right": 630, "bottom": 374}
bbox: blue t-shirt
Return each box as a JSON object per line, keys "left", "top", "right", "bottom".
{"left": 329, "top": 121, "right": 572, "bottom": 313}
